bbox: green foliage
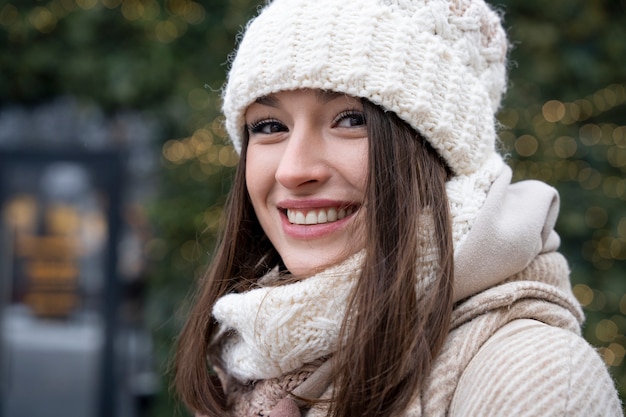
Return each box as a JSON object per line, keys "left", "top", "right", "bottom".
{"left": 2, "top": 0, "right": 625, "bottom": 414}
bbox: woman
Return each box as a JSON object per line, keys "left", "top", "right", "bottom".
{"left": 174, "top": 0, "right": 622, "bottom": 416}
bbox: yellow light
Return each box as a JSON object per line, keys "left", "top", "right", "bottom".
{"left": 211, "top": 117, "right": 227, "bottom": 139}
{"left": 218, "top": 146, "right": 239, "bottom": 167}
{"left": 578, "top": 167, "right": 602, "bottom": 190}
{"left": 602, "top": 176, "right": 625, "bottom": 199}
{"left": 554, "top": 136, "right": 577, "bottom": 159}
{"left": 515, "top": 135, "right": 538, "bottom": 157}
{"left": 533, "top": 114, "right": 555, "bottom": 137}
{"left": 606, "top": 146, "right": 626, "bottom": 168}
{"left": 596, "top": 319, "right": 619, "bottom": 343}
{"left": 610, "top": 239, "right": 626, "bottom": 260}
{"left": 162, "top": 139, "right": 187, "bottom": 163}
{"left": 593, "top": 91, "right": 608, "bottom": 112}
{"left": 4, "top": 194, "right": 37, "bottom": 232}
{"left": 561, "top": 102, "right": 581, "bottom": 125}
{"left": 613, "top": 126, "right": 626, "bottom": 147}
{"left": 579, "top": 124, "right": 602, "bottom": 146}
{"left": 597, "top": 236, "right": 616, "bottom": 259}
{"left": 607, "top": 343, "right": 625, "bottom": 367}
{"left": 602, "top": 87, "right": 618, "bottom": 108}
{"left": 542, "top": 100, "right": 565, "bottom": 123}
{"left": 600, "top": 123, "right": 615, "bottom": 145}
{"left": 76, "top": 0, "right": 98, "bottom": 10}
{"left": 28, "top": 7, "right": 57, "bottom": 33}
{"left": 573, "top": 283, "right": 593, "bottom": 306}
{"left": 122, "top": 0, "right": 144, "bottom": 21}
{"left": 199, "top": 145, "right": 219, "bottom": 165}
{"left": 46, "top": 204, "right": 81, "bottom": 235}
{"left": 183, "top": 2, "right": 205, "bottom": 25}
{"left": 599, "top": 347, "right": 615, "bottom": 366}
{"left": 192, "top": 128, "right": 214, "bottom": 146}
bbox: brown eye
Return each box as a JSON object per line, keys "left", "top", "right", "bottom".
{"left": 335, "top": 111, "right": 366, "bottom": 128}
{"left": 248, "top": 119, "right": 288, "bottom": 134}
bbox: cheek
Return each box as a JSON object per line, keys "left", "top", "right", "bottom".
{"left": 245, "top": 150, "right": 276, "bottom": 207}
{"left": 342, "top": 140, "right": 369, "bottom": 192}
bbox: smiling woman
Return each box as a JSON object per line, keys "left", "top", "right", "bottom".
{"left": 245, "top": 90, "right": 368, "bottom": 276}
{"left": 173, "top": 0, "right": 622, "bottom": 416}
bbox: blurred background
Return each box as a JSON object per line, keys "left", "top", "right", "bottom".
{"left": 0, "top": 0, "right": 624, "bottom": 416}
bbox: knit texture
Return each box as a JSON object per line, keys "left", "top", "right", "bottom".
{"left": 213, "top": 213, "right": 438, "bottom": 382}
{"left": 221, "top": 0, "right": 510, "bottom": 248}
{"left": 449, "top": 320, "right": 620, "bottom": 416}
{"left": 210, "top": 168, "right": 623, "bottom": 416}
{"left": 216, "top": 253, "right": 621, "bottom": 417}
{"left": 212, "top": 252, "right": 365, "bottom": 381}
{"left": 223, "top": 0, "right": 508, "bottom": 176}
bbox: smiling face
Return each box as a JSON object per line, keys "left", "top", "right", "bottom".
{"left": 244, "top": 89, "right": 368, "bottom": 276}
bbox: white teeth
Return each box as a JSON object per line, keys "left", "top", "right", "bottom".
{"left": 286, "top": 207, "right": 356, "bottom": 225}
{"left": 294, "top": 211, "right": 306, "bottom": 224}
{"left": 327, "top": 208, "right": 337, "bottom": 222}
{"left": 305, "top": 211, "right": 317, "bottom": 225}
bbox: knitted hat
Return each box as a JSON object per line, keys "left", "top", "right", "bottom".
{"left": 222, "top": 0, "right": 509, "bottom": 247}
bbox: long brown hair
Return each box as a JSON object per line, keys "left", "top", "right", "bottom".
{"left": 173, "top": 98, "right": 454, "bottom": 416}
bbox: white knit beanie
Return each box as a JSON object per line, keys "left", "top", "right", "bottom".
{"left": 222, "top": 0, "right": 509, "bottom": 247}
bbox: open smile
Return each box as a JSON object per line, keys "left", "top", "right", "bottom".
{"left": 283, "top": 205, "right": 359, "bottom": 225}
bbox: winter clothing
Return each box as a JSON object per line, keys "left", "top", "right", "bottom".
{"left": 211, "top": 0, "right": 623, "bottom": 415}
{"left": 211, "top": 166, "right": 622, "bottom": 416}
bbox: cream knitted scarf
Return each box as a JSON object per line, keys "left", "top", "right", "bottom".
{"left": 214, "top": 253, "right": 583, "bottom": 417}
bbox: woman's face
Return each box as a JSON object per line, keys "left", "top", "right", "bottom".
{"left": 245, "top": 89, "right": 368, "bottom": 276}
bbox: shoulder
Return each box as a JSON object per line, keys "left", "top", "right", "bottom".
{"left": 450, "top": 319, "right": 622, "bottom": 417}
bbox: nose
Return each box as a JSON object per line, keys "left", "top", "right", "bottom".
{"left": 274, "top": 124, "right": 330, "bottom": 190}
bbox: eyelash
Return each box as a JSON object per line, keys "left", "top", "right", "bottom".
{"left": 246, "top": 109, "right": 366, "bottom": 134}
{"left": 247, "top": 118, "right": 285, "bottom": 134}
{"left": 333, "top": 109, "right": 366, "bottom": 127}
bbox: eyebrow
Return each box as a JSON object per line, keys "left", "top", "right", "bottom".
{"left": 254, "top": 90, "right": 347, "bottom": 107}
{"left": 315, "top": 90, "right": 345, "bottom": 103}
{"left": 254, "top": 95, "right": 280, "bottom": 107}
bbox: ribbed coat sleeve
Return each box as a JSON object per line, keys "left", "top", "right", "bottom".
{"left": 449, "top": 319, "right": 623, "bottom": 417}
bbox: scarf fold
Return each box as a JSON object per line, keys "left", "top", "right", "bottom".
{"left": 453, "top": 165, "right": 562, "bottom": 301}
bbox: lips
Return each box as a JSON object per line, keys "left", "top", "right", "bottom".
{"left": 286, "top": 206, "right": 356, "bottom": 225}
